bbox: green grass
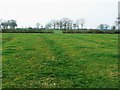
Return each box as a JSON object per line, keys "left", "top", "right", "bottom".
{"left": 54, "top": 30, "right": 63, "bottom": 34}
{"left": 2, "top": 33, "right": 118, "bottom": 88}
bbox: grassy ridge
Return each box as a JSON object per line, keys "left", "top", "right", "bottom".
{"left": 2, "top": 33, "right": 118, "bottom": 88}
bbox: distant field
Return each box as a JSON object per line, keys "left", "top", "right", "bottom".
{"left": 2, "top": 33, "right": 118, "bottom": 88}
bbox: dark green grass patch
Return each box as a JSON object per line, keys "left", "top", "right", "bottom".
{"left": 2, "top": 33, "right": 118, "bottom": 88}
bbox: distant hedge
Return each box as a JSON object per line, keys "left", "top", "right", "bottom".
{"left": 0, "top": 29, "right": 120, "bottom": 34}
{"left": 1, "top": 29, "right": 54, "bottom": 33}
{"left": 62, "top": 29, "right": 120, "bottom": 34}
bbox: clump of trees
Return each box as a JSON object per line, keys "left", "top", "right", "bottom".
{"left": 97, "top": 24, "right": 110, "bottom": 30}
{"left": 0, "top": 19, "right": 17, "bottom": 29}
{"left": 97, "top": 20, "right": 119, "bottom": 30}
{"left": 45, "top": 18, "right": 85, "bottom": 30}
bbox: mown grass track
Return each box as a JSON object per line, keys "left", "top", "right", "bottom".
{"left": 2, "top": 33, "right": 118, "bottom": 88}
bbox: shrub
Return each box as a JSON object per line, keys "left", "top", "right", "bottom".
{"left": 62, "top": 29, "right": 120, "bottom": 34}
{"left": 2, "top": 29, "right": 54, "bottom": 33}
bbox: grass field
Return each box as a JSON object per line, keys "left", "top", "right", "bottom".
{"left": 2, "top": 33, "right": 118, "bottom": 88}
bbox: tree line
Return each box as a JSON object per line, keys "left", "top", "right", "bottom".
{"left": 44, "top": 18, "right": 85, "bottom": 30}
{"left": 0, "top": 18, "right": 118, "bottom": 30}
{"left": 0, "top": 18, "right": 85, "bottom": 30}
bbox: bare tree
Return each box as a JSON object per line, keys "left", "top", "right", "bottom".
{"left": 61, "top": 17, "right": 72, "bottom": 30}
{"left": 76, "top": 19, "right": 80, "bottom": 29}
{"left": 67, "top": 19, "right": 73, "bottom": 30}
{"left": 55, "top": 20, "right": 60, "bottom": 30}
{"left": 73, "top": 23, "right": 77, "bottom": 30}
{"left": 80, "top": 18, "right": 85, "bottom": 29}
{"left": 58, "top": 20, "right": 63, "bottom": 30}
{"left": 36, "top": 23, "right": 40, "bottom": 29}
{"left": 45, "top": 22, "right": 52, "bottom": 29}
{"left": 51, "top": 19, "right": 57, "bottom": 29}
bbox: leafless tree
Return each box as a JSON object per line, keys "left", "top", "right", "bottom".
{"left": 45, "top": 22, "right": 52, "bottom": 29}
{"left": 67, "top": 20, "right": 73, "bottom": 30}
{"left": 56, "top": 20, "right": 60, "bottom": 29}
{"left": 61, "top": 17, "right": 72, "bottom": 30}
{"left": 51, "top": 19, "right": 57, "bottom": 29}
{"left": 76, "top": 18, "right": 85, "bottom": 29}
{"left": 75, "top": 19, "right": 80, "bottom": 30}
{"left": 80, "top": 18, "right": 85, "bottom": 29}
{"left": 58, "top": 20, "right": 63, "bottom": 30}
{"left": 36, "top": 23, "right": 40, "bottom": 29}
{"left": 73, "top": 23, "right": 77, "bottom": 30}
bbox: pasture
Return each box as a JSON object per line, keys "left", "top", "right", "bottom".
{"left": 2, "top": 33, "right": 118, "bottom": 88}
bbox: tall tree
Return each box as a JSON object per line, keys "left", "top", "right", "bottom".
{"left": 58, "top": 20, "right": 63, "bottom": 30}
{"left": 8, "top": 20, "right": 17, "bottom": 29}
{"left": 45, "top": 22, "right": 52, "bottom": 29}
{"left": 56, "top": 20, "right": 60, "bottom": 29}
{"left": 80, "top": 18, "right": 85, "bottom": 29}
{"left": 76, "top": 19, "right": 80, "bottom": 29}
{"left": 61, "top": 18, "right": 71, "bottom": 30}
{"left": 73, "top": 23, "right": 77, "bottom": 30}
{"left": 1, "top": 20, "right": 9, "bottom": 29}
{"left": 51, "top": 19, "right": 57, "bottom": 29}
{"left": 98, "top": 24, "right": 104, "bottom": 30}
{"left": 36, "top": 23, "right": 40, "bottom": 29}
{"left": 67, "top": 20, "right": 73, "bottom": 30}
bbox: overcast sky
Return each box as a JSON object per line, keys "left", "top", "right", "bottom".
{"left": 0, "top": 0, "right": 119, "bottom": 29}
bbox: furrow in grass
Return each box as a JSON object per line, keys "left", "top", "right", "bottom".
{"left": 2, "top": 33, "right": 118, "bottom": 88}
{"left": 40, "top": 34, "right": 118, "bottom": 88}
{"left": 2, "top": 34, "right": 58, "bottom": 88}
{"left": 61, "top": 34, "right": 118, "bottom": 59}
{"left": 40, "top": 35, "right": 89, "bottom": 87}
{"left": 66, "top": 34, "right": 118, "bottom": 48}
